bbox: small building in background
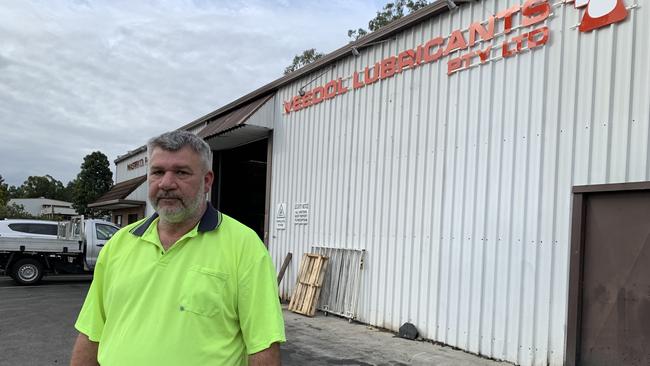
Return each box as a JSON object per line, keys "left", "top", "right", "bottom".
{"left": 88, "top": 147, "right": 150, "bottom": 227}
{"left": 9, "top": 198, "right": 77, "bottom": 219}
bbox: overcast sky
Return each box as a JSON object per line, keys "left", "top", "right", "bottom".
{"left": 0, "top": 0, "right": 383, "bottom": 187}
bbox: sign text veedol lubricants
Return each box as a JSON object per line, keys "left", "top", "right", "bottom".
{"left": 284, "top": 0, "right": 551, "bottom": 114}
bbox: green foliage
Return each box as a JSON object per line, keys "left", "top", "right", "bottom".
{"left": 286, "top": 1, "right": 431, "bottom": 74}
{"left": 348, "top": 0, "right": 430, "bottom": 40}
{"left": 1, "top": 151, "right": 112, "bottom": 218}
{"left": 0, "top": 175, "right": 8, "bottom": 206}
{"left": 0, "top": 173, "right": 73, "bottom": 219}
{"left": 7, "top": 185, "right": 23, "bottom": 199}
{"left": 4, "top": 174, "right": 71, "bottom": 201}
{"left": 71, "top": 151, "right": 113, "bottom": 217}
{"left": 0, "top": 203, "right": 34, "bottom": 220}
{"left": 18, "top": 175, "right": 68, "bottom": 200}
{"left": 284, "top": 48, "right": 325, "bottom": 75}
{"left": 347, "top": 28, "right": 368, "bottom": 41}
{"left": 63, "top": 180, "right": 76, "bottom": 202}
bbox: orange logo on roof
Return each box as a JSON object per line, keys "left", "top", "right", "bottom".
{"left": 574, "top": 0, "right": 628, "bottom": 32}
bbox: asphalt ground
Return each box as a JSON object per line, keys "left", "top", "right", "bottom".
{"left": 0, "top": 275, "right": 90, "bottom": 366}
{"left": 0, "top": 276, "right": 511, "bottom": 366}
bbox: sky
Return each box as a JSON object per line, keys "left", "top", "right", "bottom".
{"left": 0, "top": 0, "right": 384, "bottom": 187}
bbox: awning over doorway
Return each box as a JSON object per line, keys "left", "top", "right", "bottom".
{"left": 198, "top": 94, "right": 274, "bottom": 150}
{"left": 88, "top": 175, "right": 147, "bottom": 210}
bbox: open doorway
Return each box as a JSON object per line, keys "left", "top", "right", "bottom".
{"left": 211, "top": 138, "right": 269, "bottom": 240}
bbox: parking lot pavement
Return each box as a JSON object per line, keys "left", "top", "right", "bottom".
{"left": 0, "top": 276, "right": 511, "bottom": 366}
{"left": 0, "top": 275, "right": 92, "bottom": 366}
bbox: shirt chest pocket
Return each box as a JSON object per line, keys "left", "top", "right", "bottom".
{"left": 179, "top": 266, "right": 229, "bottom": 317}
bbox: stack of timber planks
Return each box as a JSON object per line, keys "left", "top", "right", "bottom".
{"left": 288, "top": 253, "right": 329, "bottom": 316}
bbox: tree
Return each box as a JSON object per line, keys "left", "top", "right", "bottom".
{"left": 0, "top": 175, "right": 33, "bottom": 219}
{"left": 62, "top": 179, "right": 76, "bottom": 202}
{"left": 0, "top": 175, "right": 8, "bottom": 206}
{"left": 71, "top": 151, "right": 113, "bottom": 217}
{"left": 348, "top": 0, "right": 430, "bottom": 40}
{"left": 18, "top": 175, "right": 68, "bottom": 200}
{"left": 7, "top": 185, "right": 23, "bottom": 199}
{"left": 284, "top": 1, "right": 431, "bottom": 74}
{"left": 284, "top": 48, "right": 325, "bottom": 75}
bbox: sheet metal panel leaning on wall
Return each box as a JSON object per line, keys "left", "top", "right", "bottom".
{"left": 269, "top": 1, "right": 646, "bottom": 365}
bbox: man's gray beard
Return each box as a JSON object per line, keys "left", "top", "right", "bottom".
{"left": 152, "top": 184, "right": 205, "bottom": 224}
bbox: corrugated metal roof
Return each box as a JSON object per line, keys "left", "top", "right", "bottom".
{"left": 92, "top": 175, "right": 146, "bottom": 204}
{"left": 197, "top": 93, "right": 274, "bottom": 139}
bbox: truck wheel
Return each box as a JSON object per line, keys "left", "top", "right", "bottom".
{"left": 11, "top": 258, "right": 43, "bottom": 286}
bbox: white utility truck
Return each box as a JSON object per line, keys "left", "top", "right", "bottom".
{"left": 0, "top": 217, "right": 119, "bottom": 285}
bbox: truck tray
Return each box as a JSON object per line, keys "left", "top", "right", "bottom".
{"left": 0, "top": 237, "right": 82, "bottom": 254}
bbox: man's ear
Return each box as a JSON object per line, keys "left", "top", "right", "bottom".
{"left": 204, "top": 170, "right": 214, "bottom": 194}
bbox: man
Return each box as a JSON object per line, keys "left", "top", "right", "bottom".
{"left": 70, "top": 130, "right": 285, "bottom": 366}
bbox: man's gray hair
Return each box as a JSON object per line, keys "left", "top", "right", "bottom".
{"left": 147, "top": 130, "right": 212, "bottom": 171}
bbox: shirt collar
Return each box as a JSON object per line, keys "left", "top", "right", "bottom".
{"left": 130, "top": 203, "right": 222, "bottom": 237}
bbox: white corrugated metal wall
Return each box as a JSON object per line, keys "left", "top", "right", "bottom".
{"left": 268, "top": 1, "right": 649, "bottom": 365}
{"left": 246, "top": 97, "right": 276, "bottom": 129}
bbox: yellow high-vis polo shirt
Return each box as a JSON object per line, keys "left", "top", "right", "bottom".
{"left": 75, "top": 204, "right": 286, "bottom": 366}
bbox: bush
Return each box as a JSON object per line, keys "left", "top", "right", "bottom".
{"left": 0, "top": 203, "right": 34, "bottom": 220}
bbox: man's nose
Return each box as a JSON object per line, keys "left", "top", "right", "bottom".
{"left": 159, "top": 171, "right": 178, "bottom": 189}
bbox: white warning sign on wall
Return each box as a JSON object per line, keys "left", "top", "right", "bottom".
{"left": 294, "top": 202, "right": 309, "bottom": 225}
{"left": 276, "top": 203, "right": 287, "bottom": 230}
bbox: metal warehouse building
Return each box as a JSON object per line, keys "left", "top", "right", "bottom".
{"left": 98, "top": 1, "right": 649, "bottom": 365}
